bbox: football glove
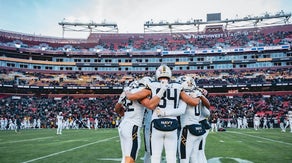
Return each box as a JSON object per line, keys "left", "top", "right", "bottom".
{"left": 155, "top": 107, "right": 166, "bottom": 117}
{"left": 156, "top": 80, "right": 168, "bottom": 98}
{"left": 190, "top": 91, "right": 202, "bottom": 98}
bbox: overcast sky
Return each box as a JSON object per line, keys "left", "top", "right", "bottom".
{"left": 0, "top": 0, "right": 291, "bottom": 38}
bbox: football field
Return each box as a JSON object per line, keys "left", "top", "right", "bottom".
{"left": 0, "top": 128, "right": 291, "bottom": 163}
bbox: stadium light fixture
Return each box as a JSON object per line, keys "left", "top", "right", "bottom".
{"left": 58, "top": 19, "right": 118, "bottom": 38}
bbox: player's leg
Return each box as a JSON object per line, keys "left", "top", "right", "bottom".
{"left": 195, "top": 140, "right": 206, "bottom": 163}
{"left": 285, "top": 121, "right": 289, "bottom": 129}
{"left": 143, "top": 125, "right": 151, "bottom": 163}
{"left": 195, "top": 130, "right": 209, "bottom": 163}
{"left": 60, "top": 124, "right": 63, "bottom": 134}
{"left": 179, "top": 127, "right": 192, "bottom": 163}
{"left": 189, "top": 135, "right": 203, "bottom": 163}
{"left": 280, "top": 122, "right": 285, "bottom": 132}
{"left": 119, "top": 122, "right": 140, "bottom": 163}
{"left": 164, "top": 129, "right": 178, "bottom": 163}
{"left": 57, "top": 125, "right": 60, "bottom": 134}
{"left": 118, "top": 124, "right": 126, "bottom": 163}
{"left": 151, "top": 128, "right": 164, "bottom": 163}
{"left": 253, "top": 121, "right": 256, "bottom": 130}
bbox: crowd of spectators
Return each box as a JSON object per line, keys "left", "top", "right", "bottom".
{"left": 0, "top": 95, "right": 119, "bottom": 130}
{"left": 1, "top": 67, "right": 291, "bottom": 88}
{"left": 0, "top": 25, "right": 291, "bottom": 53}
{"left": 0, "top": 93, "right": 291, "bottom": 131}
{"left": 209, "top": 93, "right": 291, "bottom": 128}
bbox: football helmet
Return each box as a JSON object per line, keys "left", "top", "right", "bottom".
{"left": 176, "top": 75, "right": 186, "bottom": 83}
{"left": 155, "top": 64, "right": 172, "bottom": 80}
{"left": 181, "top": 76, "right": 196, "bottom": 90}
{"left": 128, "top": 80, "right": 139, "bottom": 89}
{"left": 139, "top": 76, "right": 153, "bottom": 88}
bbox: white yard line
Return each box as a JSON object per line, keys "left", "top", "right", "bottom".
{"left": 228, "top": 131, "right": 292, "bottom": 146}
{"left": 0, "top": 136, "right": 54, "bottom": 145}
{"left": 21, "top": 136, "right": 119, "bottom": 163}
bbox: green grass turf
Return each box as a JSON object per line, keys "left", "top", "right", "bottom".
{"left": 0, "top": 128, "right": 291, "bottom": 163}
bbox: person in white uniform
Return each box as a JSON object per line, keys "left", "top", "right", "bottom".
{"left": 177, "top": 76, "right": 210, "bottom": 163}
{"left": 115, "top": 77, "right": 166, "bottom": 163}
{"left": 253, "top": 114, "right": 260, "bottom": 130}
{"left": 94, "top": 117, "right": 99, "bottom": 130}
{"left": 242, "top": 116, "right": 248, "bottom": 129}
{"left": 195, "top": 88, "right": 210, "bottom": 163}
{"left": 56, "top": 112, "right": 63, "bottom": 135}
{"left": 139, "top": 77, "right": 154, "bottom": 163}
{"left": 286, "top": 110, "right": 292, "bottom": 133}
{"left": 142, "top": 108, "right": 152, "bottom": 163}
{"left": 115, "top": 80, "right": 146, "bottom": 163}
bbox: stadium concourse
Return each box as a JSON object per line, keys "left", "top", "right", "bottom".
{"left": 0, "top": 22, "right": 291, "bottom": 131}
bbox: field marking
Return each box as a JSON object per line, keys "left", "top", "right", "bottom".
{"left": 0, "top": 136, "right": 54, "bottom": 145}
{"left": 21, "top": 136, "right": 118, "bottom": 163}
{"left": 227, "top": 131, "right": 292, "bottom": 146}
{"left": 208, "top": 157, "right": 253, "bottom": 163}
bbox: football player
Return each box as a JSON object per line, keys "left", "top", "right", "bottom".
{"left": 210, "top": 115, "right": 218, "bottom": 132}
{"left": 287, "top": 110, "right": 292, "bottom": 133}
{"left": 195, "top": 87, "right": 210, "bottom": 163}
{"left": 253, "top": 114, "right": 260, "bottom": 131}
{"left": 140, "top": 77, "right": 154, "bottom": 163}
{"left": 143, "top": 108, "right": 152, "bottom": 163}
{"left": 56, "top": 112, "right": 63, "bottom": 135}
{"left": 115, "top": 80, "right": 146, "bottom": 163}
{"left": 177, "top": 76, "right": 211, "bottom": 163}
{"left": 94, "top": 117, "right": 99, "bottom": 130}
{"left": 242, "top": 116, "right": 248, "bottom": 129}
{"left": 115, "top": 77, "right": 166, "bottom": 163}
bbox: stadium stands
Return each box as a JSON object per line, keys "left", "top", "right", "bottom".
{"left": 0, "top": 23, "right": 291, "bottom": 130}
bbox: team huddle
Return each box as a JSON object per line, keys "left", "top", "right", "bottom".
{"left": 115, "top": 64, "right": 211, "bottom": 163}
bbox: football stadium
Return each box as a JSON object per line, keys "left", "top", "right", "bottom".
{"left": 0, "top": 1, "right": 292, "bottom": 163}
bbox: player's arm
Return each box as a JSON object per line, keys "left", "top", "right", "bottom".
{"left": 201, "top": 106, "right": 210, "bottom": 118}
{"left": 198, "top": 95, "right": 211, "bottom": 109}
{"left": 180, "top": 91, "right": 200, "bottom": 106}
{"left": 140, "top": 86, "right": 168, "bottom": 110}
{"left": 155, "top": 100, "right": 187, "bottom": 117}
{"left": 114, "top": 103, "right": 124, "bottom": 116}
{"left": 198, "top": 88, "right": 211, "bottom": 108}
{"left": 126, "top": 88, "right": 151, "bottom": 101}
{"left": 114, "top": 91, "right": 126, "bottom": 116}
{"left": 140, "top": 96, "right": 161, "bottom": 110}
{"left": 187, "top": 89, "right": 210, "bottom": 108}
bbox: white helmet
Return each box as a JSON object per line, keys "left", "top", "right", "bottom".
{"left": 155, "top": 64, "right": 172, "bottom": 80}
{"left": 128, "top": 80, "right": 139, "bottom": 89}
{"left": 176, "top": 76, "right": 186, "bottom": 83}
{"left": 139, "top": 76, "right": 153, "bottom": 88}
{"left": 59, "top": 112, "right": 62, "bottom": 115}
{"left": 181, "top": 76, "right": 196, "bottom": 90}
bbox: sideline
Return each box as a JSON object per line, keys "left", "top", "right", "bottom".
{"left": 227, "top": 131, "right": 292, "bottom": 146}
{"left": 0, "top": 136, "right": 54, "bottom": 145}
{"left": 21, "top": 136, "right": 119, "bottom": 163}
